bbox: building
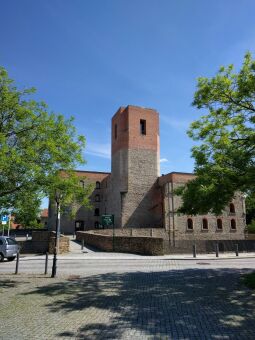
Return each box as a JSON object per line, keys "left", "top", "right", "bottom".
{"left": 48, "top": 105, "right": 245, "bottom": 241}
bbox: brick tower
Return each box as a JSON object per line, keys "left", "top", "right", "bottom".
{"left": 109, "top": 105, "right": 160, "bottom": 228}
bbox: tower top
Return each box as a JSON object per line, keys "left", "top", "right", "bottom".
{"left": 111, "top": 105, "right": 159, "bottom": 155}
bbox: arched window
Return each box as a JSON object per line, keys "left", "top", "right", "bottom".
{"left": 217, "top": 219, "right": 223, "bottom": 230}
{"left": 229, "top": 203, "right": 235, "bottom": 213}
{"left": 96, "top": 181, "right": 100, "bottom": 189}
{"left": 202, "top": 218, "right": 208, "bottom": 230}
{"left": 94, "top": 208, "right": 100, "bottom": 216}
{"left": 95, "top": 221, "right": 99, "bottom": 228}
{"left": 95, "top": 194, "right": 100, "bottom": 202}
{"left": 187, "top": 218, "right": 193, "bottom": 230}
{"left": 231, "top": 219, "right": 236, "bottom": 230}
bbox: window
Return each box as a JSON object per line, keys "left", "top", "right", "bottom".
{"left": 202, "top": 218, "right": 208, "bottom": 230}
{"left": 95, "top": 221, "right": 99, "bottom": 229}
{"left": 114, "top": 124, "right": 117, "bottom": 139}
{"left": 217, "top": 219, "right": 223, "bottom": 230}
{"left": 94, "top": 208, "right": 100, "bottom": 216}
{"left": 96, "top": 181, "right": 100, "bottom": 189}
{"left": 140, "top": 119, "right": 146, "bottom": 135}
{"left": 79, "top": 180, "right": 84, "bottom": 188}
{"left": 95, "top": 194, "right": 100, "bottom": 202}
{"left": 229, "top": 203, "right": 235, "bottom": 213}
{"left": 187, "top": 218, "right": 193, "bottom": 230}
{"left": 6, "top": 238, "right": 18, "bottom": 245}
{"left": 231, "top": 219, "right": 236, "bottom": 230}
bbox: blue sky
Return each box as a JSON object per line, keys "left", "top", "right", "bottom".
{"left": 1, "top": 0, "right": 255, "bottom": 207}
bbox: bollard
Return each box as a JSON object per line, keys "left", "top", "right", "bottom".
{"left": 26, "top": 234, "right": 29, "bottom": 241}
{"left": 45, "top": 252, "right": 49, "bottom": 275}
{"left": 192, "top": 244, "right": 197, "bottom": 258}
{"left": 235, "top": 244, "right": 239, "bottom": 257}
{"left": 14, "top": 234, "right": 16, "bottom": 240}
{"left": 15, "top": 252, "right": 20, "bottom": 275}
{"left": 215, "top": 243, "right": 219, "bottom": 257}
{"left": 81, "top": 239, "right": 84, "bottom": 250}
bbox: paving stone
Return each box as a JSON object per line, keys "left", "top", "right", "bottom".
{"left": 0, "top": 264, "right": 255, "bottom": 339}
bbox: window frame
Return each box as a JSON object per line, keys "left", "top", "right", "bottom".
{"left": 187, "top": 218, "right": 193, "bottom": 231}
{"left": 216, "top": 218, "right": 223, "bottom": 230}
{"left": 230, "top": 219, "right": 237, "bottom": 230}
{"left": 229, "top": 203, "right": 235, "bottom": 214}
{"left": 140, "top": 119, "right": 146, "bottom": 135}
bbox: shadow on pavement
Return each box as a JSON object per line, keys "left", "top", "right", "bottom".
{"left": 21, "top": 268, "right": 255, "bottom": 339}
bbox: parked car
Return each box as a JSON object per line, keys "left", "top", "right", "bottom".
{"left": 0, "top": 236, "right": 20, "bottom": 262}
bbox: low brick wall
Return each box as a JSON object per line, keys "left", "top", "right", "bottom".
{"left": 48, "top": 234, "right": 70, "bottom": 254}
{"left": 77, "top": 231, "right": 164, "bottom": 255}
{"left": 91, "top": 228, "right": 168, "bottom": 238}
{"left": 245, "top": 234, "right": 255, "bottom": 240}
{"left": 17, "top": 231, "right": 70, "bottom": 254}
{"left": 164, "top": 239, "right": 255, "bottom": 254}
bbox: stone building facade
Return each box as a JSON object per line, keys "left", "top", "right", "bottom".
{"left": 48, "top": 105, "right": 246, "bottom": 240}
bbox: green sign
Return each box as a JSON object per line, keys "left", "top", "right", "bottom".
{"left": 102, "top": 214, "right": 114, "bottom": 227}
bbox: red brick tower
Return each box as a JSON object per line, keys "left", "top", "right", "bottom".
{"left": 109, "top": 105, "right": 160, "bottom": 227}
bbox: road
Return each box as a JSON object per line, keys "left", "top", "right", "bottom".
{"left": 1, "top": 254, "right": 255, "bottom": 276}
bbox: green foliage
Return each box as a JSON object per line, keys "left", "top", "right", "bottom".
{"left": 47, "top": 170, "right": 94, "bottom": 218}
{"left": 247, "top": 220, "right": 255, "bottom": 234}
{"left": 12, "top": 192, "right": 42, "bottom": 228}
{"left": 0, "top": 66, "right": 92, "bottom": 215}
{"left": 178, "top": 53, "right": 255, "bottom": 215}
{"left": 246, "top": 192, "right": 255, "bottom": 224}
{"left": 242, "top": 272, "right": 255, "bottom": 289}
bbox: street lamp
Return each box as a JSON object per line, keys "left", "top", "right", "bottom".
{"left": 51, "top": 190, "right": 62, "bottom": 278}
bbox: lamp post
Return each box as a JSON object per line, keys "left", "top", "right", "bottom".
{"left": 51, "top": 190, "right": 62, "bottom": 278}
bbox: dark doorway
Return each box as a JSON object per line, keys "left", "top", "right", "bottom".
{"left": 75, "top": 220, "right": 84, "bottom": 232}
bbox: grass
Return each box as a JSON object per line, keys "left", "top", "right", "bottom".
{"left": 242, "top": 272, "right": 255, "bottom": 289}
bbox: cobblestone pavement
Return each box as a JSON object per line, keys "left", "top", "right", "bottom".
{"left": 1, "top": 261, "right": 255, "bottom": 340}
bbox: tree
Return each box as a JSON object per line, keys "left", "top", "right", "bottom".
{"left": 13, "top": 192, "right": 43, "bottom": 228}
{"left": 177, "top": 52, "right": 255, "bottom": 215}
{"left": 0, "top": 66, "right": 93, "bottom": 213}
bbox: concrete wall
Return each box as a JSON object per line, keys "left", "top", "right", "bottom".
{"left": 77, "top": 231, "right": 164, "bottom": 255}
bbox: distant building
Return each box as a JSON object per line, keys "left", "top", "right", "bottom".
{"left": 48, "top": 105, "right": 246, "bottom": 241}
{"left": 40, "top": 209, "right": 48, "bottom": 228}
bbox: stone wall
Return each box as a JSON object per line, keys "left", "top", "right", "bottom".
{"left": 92, "top": 228, "right": 168, "bottom": 238}
{"left": 48, "top": 234, "right": 70, "bottom": 254}
{"left": 77, "top": 231, "right": 164, "bottom": 255}
{"left": 48, "top": 171, "right": 110, "bottom": 234}
{"left": 18, "top": 231, "right": 69, "bottom": 254}
{"left": 161, "top": 175, "right": 246, "bottom": 242}
{"left": 110, "top": 106, "right": 161, "bottom": 229}
{"left": 164, "top": 239, "right": 255, "bottom": 254}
